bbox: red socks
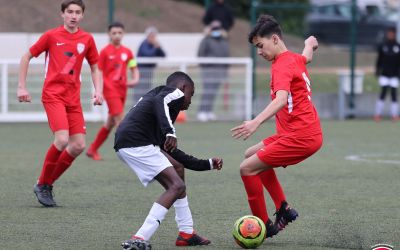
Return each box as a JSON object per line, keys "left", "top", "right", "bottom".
{"left": 50, "top": 150, "right": 76, "bottom": 185}
{"left": 90, "top": 126, "right": 110, "bottom": 152}
{"left": 241, "top": 175, "right": 268, "bottom": 223}
{"left": 38, "top": 144, "right": 62, "bottom": 185}
{"left": 258, "top": 169, "right": 286, "bottom": 210}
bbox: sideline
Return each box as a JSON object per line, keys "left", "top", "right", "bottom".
{"left": 345, "top": 154, "right": 400, "bottom": 165}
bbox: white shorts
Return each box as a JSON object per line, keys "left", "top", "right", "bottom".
{"left": 379, "top": 76, "right": 399, "bottom": 88}
{"left": 117, "top": 145, "right": 172, "bottom": 187}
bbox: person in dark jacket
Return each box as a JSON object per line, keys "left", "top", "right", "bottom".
{"left": 116, "top": 71, "right": 223, "bottom": 250}
{"left": 197, "top": 20, "right": 230, "bottom": 122}
{"left": 134, "top": 26, "right": 166, "bottom": 103}
{"left": 375, "top": 26, "right": 400, "bottom": 121}
{"left": 202, "top": 0, "right": 234, "bottom": 32}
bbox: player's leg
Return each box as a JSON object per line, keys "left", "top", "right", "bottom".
{"left": 240, "top": 154, "right": 273, "bottom": 223}
{"left": 33, "top": 103, "right": 69, "bottom": 207}
{"left": 251, "top": 137, "right": 286, "bottom": 211}
{"left": 390, "top": 82, "right": 398, "bottom": 121}
{"left": 117, "top": 146, "right": 184, "bottom": 249}
{"left": 50, "top": 105, "right": 86, "bottom": 185}
{"left": 244, "top": 141, "right": 264, "bottom": 159}
{"left": 161, "top": 151, "right": 211, "bottom": 246}
{"left": 87, "top": 97, "right": 124, "bottom": 160}
{"left": 122, "top": 166, "right": 183, "bottom": 250}
{"left": 375, "top": 77, "right": 389, "bottom": 121}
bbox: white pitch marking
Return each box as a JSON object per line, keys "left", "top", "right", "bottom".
{"left": 345, "top": 154, "right": 400, "bottom": 165}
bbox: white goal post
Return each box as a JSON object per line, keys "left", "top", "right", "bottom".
{"left": 0, "top": 57, "right": 252, "bottom": 122}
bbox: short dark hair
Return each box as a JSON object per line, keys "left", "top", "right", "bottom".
{"left": 108, "top": 21, "right": 125, "bottom": 31}
{"left": 387, "top": 26, "right": 396, "bottom": 33}
{"left": 61, "top": 0, "right": 85, "bottom": 13}
{"left": 248, "top": 14, "right": 282, "bottom": 43}
{"left": 166, "top": 71, "right": 194, "bottom": 88}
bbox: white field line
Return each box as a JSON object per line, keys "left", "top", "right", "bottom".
{"left": 345, "top": 154, "right": 400, "bottom": 165}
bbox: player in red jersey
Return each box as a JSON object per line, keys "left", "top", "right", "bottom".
{"left": 86, "top": 22, "right": 140, "bottom": 161}
{"left": 17, "top": 0, "right": 103, "bottom": 207}
{"left": 231, "top": 15, "right": 323, "bottom": 238}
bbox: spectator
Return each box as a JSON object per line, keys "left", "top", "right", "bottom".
{"left": 374, "top": 26, "right": 400, "bottom": 122}
{"left": 197, "top": 20, "right": 230, "bottom": 122}
{"left": 203, "top": 0, "right": 234, "bottom": 32}
{"left": 134, "top": 26, "right": 166, "bottom": 103}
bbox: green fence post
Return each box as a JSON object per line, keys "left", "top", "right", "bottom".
{"left": 349, "top": 0, "right": 357, "bottom": 117}
{"left": 108, "top": 0, "right": 114, "bottom": 25}
{"left": 250, "top": 0, "right": 258, "bottom": 117}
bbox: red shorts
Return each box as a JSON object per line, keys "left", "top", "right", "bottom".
{"left": 256, "top": 133, "right": 323, "bottom": 167}
{"left": 105, "top": 96, "right": 126, "bottom": 115}
{"left": 43, "top": 102, "right": 86, "bottom": 135}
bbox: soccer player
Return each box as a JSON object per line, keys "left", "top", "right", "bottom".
{"left": 231, "top": 15, "right": 323, "bottom": 238}
{"left": 374, "top": 26, "right": 400, "bottom": 122}
{"left": 17, "top": 0, "right": 102, "bottom": 207}
{"left": 86, "top": 21, "right": 140, "bottom": 161}
{"left": 115, "top": 72, "right": 223, "bottom": 250}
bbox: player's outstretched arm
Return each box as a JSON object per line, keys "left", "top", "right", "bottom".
{"left": 302, "top": 36, "right": 318, "bottom": 64}
{"left": 90, "top": 64, "right": 103, "bottom": 105}
{"left": 167, "top": 148, "right": 223, "bottom": 171}
{"left": 231, "top": 90, "right": 288, "bottom": 140}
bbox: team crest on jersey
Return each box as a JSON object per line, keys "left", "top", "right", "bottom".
{"left": 77, "top": 43, "right": 85, "bottom": 54}
{"left": 121, "top": 53, "right": 128, "bottom": 61}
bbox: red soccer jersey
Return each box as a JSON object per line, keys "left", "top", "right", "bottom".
{"left": 270, "top": 51, "right": 322, "bottom": 136}
{"left": 98, "top": 44, "right": 135, "bottom": 99}
{"left": 29, "top": 26, "right": 98, "bottom": 104}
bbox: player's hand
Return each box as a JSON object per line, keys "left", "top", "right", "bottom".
{"left": 305, "top": 36, "right": 318, "bottom": 51}
{"left": 164, "top": 135, "right": 177, "bottom": 152}
{"left": 231, "top": 120, "right": 260, "bottom": 140}
{"left": 127, "top": 80, "right": 139, "bottom": 88}
{"left": 211, "top": 158, "right": 223, "bottom": 170}
{"left": 17, "top": 86, "right": 32, "bottom": 103}
{"left": 93, "top": 91, "right": 103, "bottom": 105}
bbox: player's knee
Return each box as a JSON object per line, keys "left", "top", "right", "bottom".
{"left": 171, "top": 180, "right": 186, "bottom": 196}
{"left": 54, "top": 136, "right": 69, "bottom": 150}
{"left": 239, "top": 162, "right": 252, "bottom": 176}
{"left": 70, "top": 141, "right": 86, "bottom": 154}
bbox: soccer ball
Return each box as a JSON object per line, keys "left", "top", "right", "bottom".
{"left": 232, "top": 215, "right": 266, "bottom": 249}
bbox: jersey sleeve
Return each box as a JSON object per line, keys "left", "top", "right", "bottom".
{"left": 29, "top": 32, "right": 50, "bottom": 57}
{"left": 168, "top": 148, "right": 212, "bottom": 171}
{"left": 98, "top": 48, "right": 106, "bottom": 71}
{"left": 272, "top": 62, "right": 294, "bottom": 93}
{"left": 85, "top": 35, "right": 99, "bottom": 65}
{"left": 154, "top": 88, "right": 184, "bottom": 138}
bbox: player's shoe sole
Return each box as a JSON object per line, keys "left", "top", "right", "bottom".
{"left": 175, "top": 232, "right": 211, "bottom": 246}
{"left": 121, "top": 237, "right": 151, "bottom": 250}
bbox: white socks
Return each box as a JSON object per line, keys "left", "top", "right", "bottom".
{"left": 174, "top": 196, "right": 194, "bottom": 234}
{"left": 135, "top": 202, "right": 168, "bottom": 241}
{"left": 391, "top": 102, "right": 399, "bottom": 118}
{"left": 375, "top": 100, "right": 384, "bottom": 116}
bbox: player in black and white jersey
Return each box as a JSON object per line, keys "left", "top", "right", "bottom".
{"left": 115, "top": 71, "right": 223, "bottom": 250}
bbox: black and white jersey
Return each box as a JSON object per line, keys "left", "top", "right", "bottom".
{"left": 114, "top": 85, "right": 184, "bottom": 151}
{"left": 376, "top": 41, "right": 400, "bottom": 77}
